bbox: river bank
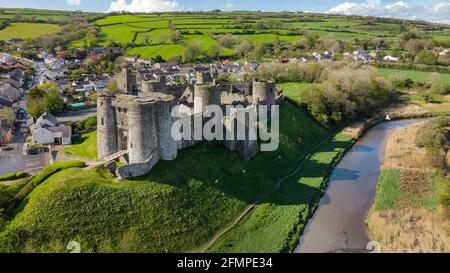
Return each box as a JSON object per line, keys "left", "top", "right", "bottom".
{"left": 208, "top": 103, "right": 450, "bottom": 253}
{"left": 367, "top": 120, "right": 450, "bottom": 252}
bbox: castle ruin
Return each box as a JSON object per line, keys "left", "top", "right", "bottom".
{"left": 97, "top": 68, "right": 283, "bottom": 179}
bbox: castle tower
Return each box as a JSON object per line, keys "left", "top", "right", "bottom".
{"left": 118, "top": 68, "right": 138, "bottom": 95}
{"left": 196, "top": 71, "right": 213, "bottom": 84}
{"left": 127, "top": 99, "right": 158, "bottom": 164}
{"left": 252, "top": 78, "right": 275, "bottom": 107}
{"left": 97, "top": 93, "right": 118, "bottom": 160}
{"left": 194, "top": 83, "right": 220, "bottom": 114}
{"left": 142, "top": 76, "right": 167, "bottom": 94}
{"left": 157, "top": 100, "right": 178, "bottom": 161}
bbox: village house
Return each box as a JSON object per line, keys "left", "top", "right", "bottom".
{"left": 383, "top": 55, "right": 400, "bottom": 62}
{"left": 0, "top": 82, "right": 21, "bottom": 102}
{"left": 8, "top": 69, "right": 25, "bottom": 87}
{"left": 0, "top": 95, "right": 13, "bottom": 108}
{"left": 88, "top": 47, "right": 121, "bottom": 57}
{"left": 31, "top": 112, "right": 72, "bottom": 146}
{"left": 0, "top": 118, "right": 14, "bottom": 145}
{"left": 438, "top": 49, "right": 449, "bottom": 56}
{"left": 353, "top": 49, "right": 373, "bottom": 62}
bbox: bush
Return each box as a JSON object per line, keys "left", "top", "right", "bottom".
{"left": 415, "top": 50, "right": 437, "bottom": 65}
{"left": 429, "top": 82, "right": 450, "bottom": 95}
{"left": 416, "top": 117, "right": 450, "bottom": 149}
{"left": 389, "top": 75, "right": 413, "bottom": 89}
{"left": 0, "top": 171, "right": 28, "bottom": 182}
{"left": 68, "top": 116, "right": 97, "bottom": 133}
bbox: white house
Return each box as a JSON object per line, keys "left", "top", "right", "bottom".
{"left": 32, "top": 113, "right": 71, "bottom": 146}
{"left": 439, "top": 49, "right": 449, "bottom": 56}
{"left": 32, "top": 127, "right": 56, "bottom": 145}
{"left": 35, "top": 112, "right": 58, "bottom": 128}
{"left": 383, "top": 55, "right": 400, "bottom": 62}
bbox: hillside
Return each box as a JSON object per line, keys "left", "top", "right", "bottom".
{"left": 0, "top": 102, "right": 332, "bottom": 252}
{"left": 68, "top": 12, "right": 450, "bottom": 61}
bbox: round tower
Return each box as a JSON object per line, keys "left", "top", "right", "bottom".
{"left": 97, "top": 93, "right": 118, "bottom": 160}
{"left": 252, "top": 78, "right": 275, "bottom": 106}
{"left": 127, "top": 100, "right": 158, "bottom": 164}
{"left": 194, "top": 83, "right": 220, "bottom": 114}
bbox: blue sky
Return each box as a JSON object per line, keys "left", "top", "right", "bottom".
{"left": 0, "top": 0, "right": 449, "bottom": 23}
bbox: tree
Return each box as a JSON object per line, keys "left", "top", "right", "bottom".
{"left": 0, "top": 108, "right": 15, "bottom": 126}
{"left": 106, "top": 79, "right": 118, "bottom": 92}
{"left": 235, "top": 40, "right": 253, "bottom": 57}
{"left": 140, "top": 34, "right": 151, "bottom": 45}
{"left": 415, "top": 50, "right": 437, "bottom": 65}
{"left": 207, "top": 44, "right": 221, "bottom": 59}
{"left": 182, "top": 42, "right": 203, "bottom": 63}
{"left": 45, "top": 90, "right": 64, "bottom": 114}
{"left": 171, "top": 30, "right": 182, "bottom": 44}
{"left": 26, "top": 83, "right": 64, "bottom": 117}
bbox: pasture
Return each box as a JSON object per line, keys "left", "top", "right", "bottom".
{"left": 86, "top": 12, "right": 450, "bottom": 61}
{"left": 378, "top": 68, "right": 450, "bottom": 84}
{"left": 0, "top": 22, "right": 61, "bottom": 40}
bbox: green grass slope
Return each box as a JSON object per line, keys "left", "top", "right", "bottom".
{"left": 0, "top": 102, "right": 329, "bottom": 253}
{"left": 61, "top": 131, "right": 98, "bottom": 161}
{"left": 208, "top": 133, "right": 353, "bottom": 253}
{"left": 0, "top": 22, "right": 61, "bottom": 41}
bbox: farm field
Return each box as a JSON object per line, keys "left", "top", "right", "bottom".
{"left": 0, "top": 102, "right": 333, "bottom": 252}
{"left": 0, "top": 22, "right": 61, "bottom": 40}
{"left": 0, "top": 8, "right": 75, "bottom": 21}
{"left": 378, "top": 68, "right": 450, "bottom": 84}
{"left": 82, "top": 13, "right": 450, "bottom": 61}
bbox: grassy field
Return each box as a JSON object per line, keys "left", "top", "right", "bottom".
{"left": 126, "top": 45, "right": 185, "bottom": 60}
{"left": 378, "top": 68, "right": 450, "bottom": 84}
{"left": 0, "top": 102, "right": 334, "bottom": 253}
{"left": 277, "top": 82, "right": 320, "bottom": 104}
{"left": 85, "top": 12, "right": 450, "bottom": 61}
{"left": 0, "top": 8, "right": 75, "bottom": 21}
{"left": 0, "top": 22, "right": 61, "bottom": 41}
{"left": 61, "top": 131, "right": 97, "bottom": 161}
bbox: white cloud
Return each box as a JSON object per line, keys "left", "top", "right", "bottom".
{"left": 328, "top": 1, "right": 450, "bottom": 24}
{"left": 67, "top": 0, "right": 81, "bottom": 6}
{"left": 108, "top": 0, "right": 181, "bottom": 12}
{"left": 222, "top": 3, "right": 235, "bottom": 10}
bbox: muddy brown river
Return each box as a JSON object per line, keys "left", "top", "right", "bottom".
{"left": 295, "top": 119, "right": 429, "bottom": 253}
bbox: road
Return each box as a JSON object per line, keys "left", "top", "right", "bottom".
{"left": 0, "top": 109, "right": 46, "bottom": 176}
{"left": 56, "top": 107, "right": 97, "bottom": 124}
{"left": 0, "top": 60, "right": 47, "bottom": 176}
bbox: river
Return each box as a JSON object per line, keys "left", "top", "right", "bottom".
{"left": 295, "top": 119, "right": 429, "bottom": 253}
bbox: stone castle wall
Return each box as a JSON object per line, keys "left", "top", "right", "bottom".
{"left": 99, "top": 70, "right": 282, "bottom": 179}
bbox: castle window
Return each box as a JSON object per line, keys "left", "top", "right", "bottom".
{"left": 101, "top": 102, "right": 104, "bottom": 106}
{"left": 101, "top": 118, "right": 104, "bottom": 126}
{"left": 130, "top": 143, "right": 133, "bottom": 148}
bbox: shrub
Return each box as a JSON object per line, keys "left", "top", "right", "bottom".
{"left": 416, "top": 117, "right": 450, "bottom": 149}
{"left": 0, "top": 171, "right": 28, "bottom": 182}
{"left": 429, "top": 82, "right": 450, "bottom": 95}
